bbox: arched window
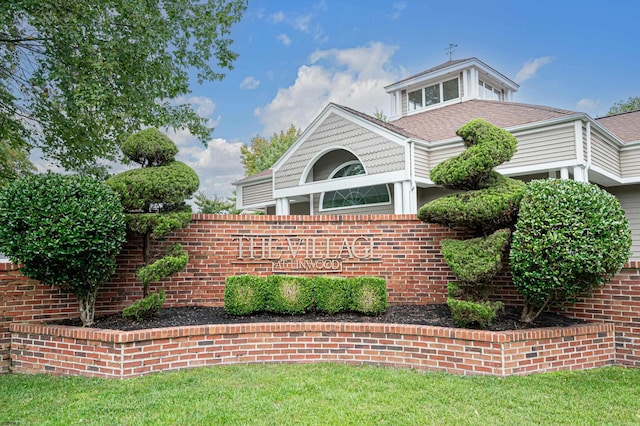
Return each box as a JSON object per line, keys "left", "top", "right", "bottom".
{"left": 320, "top": 161, "right": 391, "bottom": 211}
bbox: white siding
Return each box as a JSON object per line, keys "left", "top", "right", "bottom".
{"left": 414, "top": 145, "right": 430, "bottom": 178}
{"left": 591, "top": 130, "right": 621, "bottom": 176}
{"left": 275, "top": 113, "right": 406, "bottom": 190}
{"left": 242, "top": 181, "right": 273, "bottom": 205}
{"left": 429, "top": 143, "right": 464, "bottom": 168}
{"left": 608, "top": 185, "right": 640, "bottom": 260}
{"left": 503, "top": 124, "right": 576, "bottom": 168}
{"left": 621, "top": 147, "right": 640, "bottom": 178}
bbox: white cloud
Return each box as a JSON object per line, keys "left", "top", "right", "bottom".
{"left": 294, "top": 15, "right": 312, "bottom": 32}
{"left": 269, "top": 11, "right": 285, "bottom": 23}
{"left": 577, "top": 98, "right": 599, "bottom": 112}
{"left": 277, "top": 33, "right": 292, "bottom": 46}
{"left": 254, "top": 42, "right": 401, "bottom": 135}
{"left": 515, "top": 56, "right": 555, "bottom": 84}
{"left": 240, "top": 76, "right": 260, "bottom": 90}
{"left": 176, "top": 136, "right": 245, "bottom": 198}
{"left": 391, "top": 2, "right": 406, "bottom": 20}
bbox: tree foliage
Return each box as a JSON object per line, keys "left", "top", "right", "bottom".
{"left": 0, "top": 139, "right": 34, "bottom": 188}
{"left": 0, "top": 173, "right": 126, "bottom": 325}
{"left": 194, "top": 191, "right": 241, "bottom": 214}
{"left": 0, "top": 0, "right": 247, "bottom": 175}
{"left": 107, "top": 129, "right": 198, "bottom": 306}
{"left": 607, "top": 97, "right": 640, "bottom": 115}
{"left": 240, "top": 125, "right": 301, "bottom": 176}
{"left": 510, "top": 179, "right": 631, "bottom": 322}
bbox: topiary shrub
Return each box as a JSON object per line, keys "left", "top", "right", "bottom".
{"left": 122, "top": 290, "right": 167, "bottom": 321}
{"left": 224, "top": 275, "right": 267, "bottom": 315}
{"left": 265, "top": 275, "right": 314, "bottom": 315}
{"left": 106, "top": 128, "right": 199, "bottom": 318}
{"left": 510, "top": 179, "right": 631, "bottom": 322}
{"left": 418, "top": 119, "right": 521, "bottom": 328}
{"left": 447, "top": 298, "right": 504, "bottom": 329}
{"left": 350, "top": 277, "right": 388, "bottom": 315}
{"left": 0, "top": 173, "right": 126, "bottom": 326}
{"left": 314, "top": 276, "right": 351, "bottom": 314}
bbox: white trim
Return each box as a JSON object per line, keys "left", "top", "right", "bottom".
{"left": 299, "top": 147, "right": 362, "bottom": 186}
{"left": 497, "top": 160, "right": 582, "bottom": 176}
{"left": 274, "top": 170, "right": 407, "bottom": 199}
{"left": 318, "top": 160, "right": 391, "bottom": 212}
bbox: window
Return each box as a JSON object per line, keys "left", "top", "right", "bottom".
{"left": 406, "top": 77, "right": 459, "bottom": 112}
{"left": 321, "top": 161, "right": 391, "bottom": 211}
{"left": 479, "top": 80, "right": 503, "bottom": 101}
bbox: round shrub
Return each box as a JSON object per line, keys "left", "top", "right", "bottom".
{"left": 510, "top": 179, "right": 631, "bottom": 322}
{"left": 350, "top": 277, "right": 388, "bottom": 315}
{"left": 314, "top": 276, "right": 351, "bottom": 314}
{"left": 0, "top": 173, "right": 126, "bottom": 326}
{"left": 225, "top": 275, "right": 267, "bottom": 315}
{"left": 264, "top": 275, "right": 314, "bottom": 315}
{"left": 121, "top": 128, "right": 178, "bottom": 167}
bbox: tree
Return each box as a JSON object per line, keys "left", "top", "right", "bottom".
{"left": 0, "top": 173, "right": 126, "bottom": 326}
{"left": 607, "top": 97, "right": 640, "bottom": 115}
{"left": 1, "top": 0, "right": 247, "bottom": 176}
{"left": 240, "top": 125, "right": 301, "bottom": 176}
{"left": 106, "top": 129, "right": 198, "bottom": 318}
{"left": 194, "top": 191, "right": 241, "bottom": 214}
{"left": 510, "top": 179, "right": 631, "bottom": 322}
{"left": 0, "top": 140, "right": 34, "bottom": 188}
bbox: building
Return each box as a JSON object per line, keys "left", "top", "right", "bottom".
{"left": 234, "top": 57, "right": 640, "bottom": 257}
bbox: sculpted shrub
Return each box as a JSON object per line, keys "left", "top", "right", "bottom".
{"left": 225, "top": 275, "right": 267, "bottom": 315}
{"left": 418, "top": 119, "right": 521, "bottom": 328}
{"left": 511, "top": 179, "right": 631, "bottom": 322}
{"left": 265, "top": 275, "right": 314, "bottom": 315}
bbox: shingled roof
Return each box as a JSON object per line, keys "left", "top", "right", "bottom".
{"left": 390, "top": 99, "right": 578, "bottom": 142}
{"left": 596, "top": 110, "right": 640, "bottom": 143}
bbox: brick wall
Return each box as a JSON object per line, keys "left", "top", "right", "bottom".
{"left": 1, "top": 214, "right": 639, "bottom": 374}
{"left": 9, "top": 321, "right": 614, "bottom": 378}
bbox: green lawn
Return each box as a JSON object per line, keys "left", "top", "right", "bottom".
{"left": 1, "top": 364, "right": 639, "bottom": 425}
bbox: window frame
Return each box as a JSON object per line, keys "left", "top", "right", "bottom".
{"left": 406, "top": 77, "right": 460, "bottom": 112}
{"left": 319, "top": 160, "right": 392, "bottom": 212}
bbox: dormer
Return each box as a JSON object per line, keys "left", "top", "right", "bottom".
{"left": 385, "top": 57, "right": 520, "bottom": 120}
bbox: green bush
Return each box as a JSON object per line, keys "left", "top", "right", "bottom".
{"left": 314, "top": 276, "right": 351, "bottom": 314}
{"left": 447, "top": 298, "right": 504, "bottom": 328}
{"left": 137, "top": 244, "right": 189, "bottom": 287}
{"left": 265, "top": 275, "right": 314, "bottom": 315}
{"left": 510, "top": 179, "right": 631, "bottom": 322}
{"left": 350, "top": 277, "right": 388, "bottom": 315}
{"left": 123, "top": 290, "right": 167, "bottom": 321}
{"left": 417, "top": 172, "right": 525, "bottom": 234}
{"left": 441, "top": 229, "right": 510, "bottom": 285}
{"left": 224, "top": 275, "right": 267, "bottom": 315}
{"left": 429, "top": 119, "right": 518, "bottom": 190}
{"left": 121, "top": 128, "right": 179, "bottom": 167}
{"left": 0, "top": 173, "right": 126, "bottom": 326}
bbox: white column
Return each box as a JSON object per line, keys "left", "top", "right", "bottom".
{"left": 275, "top": 198, "right": 290, "bottom": 215}
{"left": 309, "top": 194, "right": 314, "bottom": 216}
{"left": 560, "top": 167, "right": 569, "bottom": 180}
{"left": 393, "top": 182, "right": 403, "bottom": 214}
{"left": 402, "top": 181, "right": 411, "bottom": 214}
{"left": 573, "top": 166, "right": 584, "bottom": 182}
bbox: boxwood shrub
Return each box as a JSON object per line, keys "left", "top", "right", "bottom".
{"left": 447, "top": 298, "right": 504, "bottom": 329}
{"left": 350, "top": 277, "right": 388, "bottom": 315}
{"left": 314, "top": 276, "right": 352, "bottom": 314}
{"left": 224, "top": 275, "right": 267, "bottom": 315}
{"left": 510, "top": 179, "right": 631, "bottom": 322}
{"left": 265, "top": 275, "right": 314, "bottom": 315}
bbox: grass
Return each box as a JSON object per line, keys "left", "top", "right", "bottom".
{"left": 1, "top": 364, "right": 639, "bottom": 425}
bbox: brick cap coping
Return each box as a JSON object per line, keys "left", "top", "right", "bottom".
{"left": 10, "top": 321, "right": 612, "bottom": 344}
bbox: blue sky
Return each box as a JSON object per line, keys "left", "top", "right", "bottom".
{"left": 55, "top": 0, "right": 640, "bottom": 200}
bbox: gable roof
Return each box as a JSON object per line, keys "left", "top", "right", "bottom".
{"left": 596, "top": 110, "right": 640, "bottom": 143}
{"left": 330, "top": 103, "right": 422, "bottom": 140}
{"left": 390, "top": 99, "right": 578, "bottom": 142}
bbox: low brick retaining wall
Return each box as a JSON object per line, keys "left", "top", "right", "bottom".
{"left": 10, "top": 321, "right": 614, "bottom": 378}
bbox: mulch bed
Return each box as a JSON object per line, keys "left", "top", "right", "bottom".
{"left": 54, "top": 304, "right": 586, "bottom": 332}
